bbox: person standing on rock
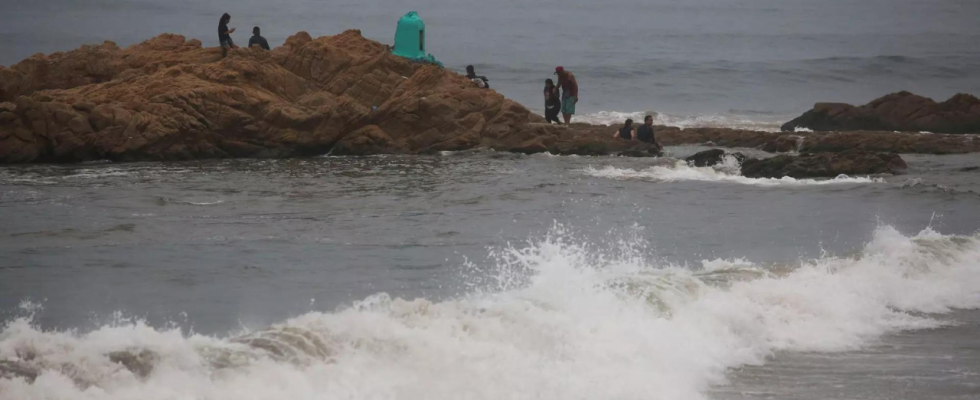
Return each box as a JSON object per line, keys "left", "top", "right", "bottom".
{"left": 248, "top": 27, "right": 270, "bottom": 50}
{"left": 613, "top": 119, "right": 636, "bottom": 140}
{"left": 555, "top": 66, "right": 578, "bottom": 125}
{"left": 218, "top": 13, "right": 237, "bottom": 57}
{"left": 543, "top": 79, "right": 562, "bottom": 124}
{"left": 465, "top": 65, "right": 490, "bottom": 89}
{"left": 637, "top": 115, "right": 663, "bottom": 150}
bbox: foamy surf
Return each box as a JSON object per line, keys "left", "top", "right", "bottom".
{"left": 572, "top": 111, "right": 789, "bottom": 132}
{"left": 581, "top": 158, "right": 884, "bottom": 186}
{"left": 2, "top": 225, "right": 979, "bottom": 400}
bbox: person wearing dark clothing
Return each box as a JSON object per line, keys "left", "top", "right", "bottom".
{"left": 249, "top": 27, "right": 270, "bottom": 50}
{"left": 218, "top": 13, "right": 237, "bottom": 57}
{"left": 613, "top": 119, "right": 636, "bottom": 140}
{"left": 543, "top": 79, "right": 562, "bottom": 124}
{"left": 636, "top": 115, "right": 663, "bottom": 149}
{"left": 465, "top": 65, "right": 490, "bottom": 89}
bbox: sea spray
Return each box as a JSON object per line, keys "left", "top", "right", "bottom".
{"left": 581, "top": 159, "right": 884, "bottom": 186}
{"left": 1, "top": 226, "right": 979, "bottom": 400}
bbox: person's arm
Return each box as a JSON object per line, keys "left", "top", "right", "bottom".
{"left": 262, "top": 38, "right": 270, "bottom": 50}
{"left": 612, "top": 130, "right": 619, "bottom": 138}
{"left": 631, "top": 129, "right": 636, "bottom": 140}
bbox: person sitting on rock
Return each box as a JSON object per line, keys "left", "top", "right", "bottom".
{"left": 248, "top": 27, "right": 271, "bottom": 50}
{"left": 465, "top": 65, "right": 490, "bottom": 89}
{"left": 613, "top": 119, "right": 636, "bottom": 140}
{"left": 637, "top": 115, "right": 662, "bottom": 150}
{"left": 543, "top": 79, "right": 562, "bottom": 124}
{"left": 218, "top": 13, "right": 238, "bottom": 57}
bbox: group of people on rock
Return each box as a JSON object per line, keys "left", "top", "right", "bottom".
{"left": 613, "top": 115, "right": 662, "bottom": 149}
{"left": 218, "top": 13, "right": 270, "bottom": 57}
{"left": 464, "top": 65, "right": 578, "bottom": 126}
{"left": 219, "top": 13, "right": 658, "bottom": 149}
{"left": 472, "top": 64, "right": 660, "bottom": 148}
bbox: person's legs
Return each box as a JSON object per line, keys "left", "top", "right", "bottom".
{"left": 561, "top": 95, "right": 576, "bottom": 124}
{"left": 545, "top": 107, "right": 560, "bottom": 124}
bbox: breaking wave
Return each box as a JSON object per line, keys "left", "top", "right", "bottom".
{"left": 2, "top": 224, "right": 979, "bottom": 400}
{"left": 572, "top": 111, "right": 788, "bottom": 132}
{"left": 581, "top": 158, "right": 884, "bottom": 186}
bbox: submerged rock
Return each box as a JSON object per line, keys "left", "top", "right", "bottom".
{"left": 740, "top": 151, "right": 907, "bottom": 179}
{"left": 781, "top": 91, "right": 980, "bottom": 134}
{"left": 685, "top": 149, "right": 746, "bottom": 167}
{"left": 108, "top": 349, "right": 159, "bottom": 378}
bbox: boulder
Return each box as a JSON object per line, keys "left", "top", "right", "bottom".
{"left": 741, "top": 151, "right": 907, "bottom": 179}
{"left": 782, "top": 91, "right": 980, "bottom": 134}
{"left": 685, "top": 149, "right": 746, "bottom": 167}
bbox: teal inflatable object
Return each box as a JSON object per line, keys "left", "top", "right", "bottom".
{"left": 392, "top": 11, "right": 443, "bottom": 67}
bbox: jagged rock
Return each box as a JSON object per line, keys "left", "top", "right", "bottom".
{"left": 0, "top": 31, "right": 542, "bottom": 163}
{"left": 685, "top": 149, "right": 746, "bottom": 167}
{"left": 741, "top": 151, "right": 907, "bottom": 179}
{"left": 781, "top": 91, "right": 980, "bottom": 134}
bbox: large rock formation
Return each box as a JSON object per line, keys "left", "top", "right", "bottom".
{"left": 741, "top": 151, "right": 907, "bottom": 179}
{"left": 0, "top": 31, "right": 661, "bottom": 163}
{"left": 1, "top": 35, "right": 978, "bottom": 163}
{"left": 781, "top": 91, "right": 980, "bottom": 134}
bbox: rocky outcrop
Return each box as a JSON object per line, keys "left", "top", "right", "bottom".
{"left": 2, "top": 35, "right": 979, "bottom": 164}
{"left": 741, "top": 151, "right": 907, "bottom": 179}
{"left": 0, "top": 31, "right": 557, "bottom": 163}
{"left": 781, "top": 91, "right": 980, "bottom": 134}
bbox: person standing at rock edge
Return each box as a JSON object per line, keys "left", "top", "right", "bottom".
{"left": 543, "top": 79, "right": 562, "bottom": 124}
{"left": 248, "top": 27, "right": 270, "bottom": 50}
{"left": 613, "top": 119, "right": 636, "bottom": 140}
{"left": 465, "top": 65, "right": 490, "bottom": 89}
{"left": 555, "top": 66, "right": 578, "bottom": 125}
{"left": 637, "top": 115, "right": 662, "bottom": 150}
{"left": 218, "top": 13, "right": 237, "bottom": 57}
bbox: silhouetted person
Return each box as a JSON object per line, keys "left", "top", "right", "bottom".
{"left": 218, "top": 13, "right": 237, "bottom": 57}
{"left": 466, "top": 65, "right": 489, "bottom": 89}
{"left": 249, "top": 27, "right": 270, "bottom": 50}
{"left": 613, "top": 118, "right": 636, "bottom": 140}
{"left": 543, "top": 79, "right": 562, "bottom": 124}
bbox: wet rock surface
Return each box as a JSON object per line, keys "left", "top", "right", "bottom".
{"left": 741, "top": 151, "right": 907, "bottom": 179}
{"left": 781, "top": 91, "right": 980, "bottom": 134}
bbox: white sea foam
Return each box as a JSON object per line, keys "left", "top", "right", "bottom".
{"left": 2, "top": 226, "right": 979, "bottom": 400}
{"left": 572, "top": 111, "right": 788, "bottom": 132}
{"left": 581, "top": 158, "right": 883, "bottom": 186}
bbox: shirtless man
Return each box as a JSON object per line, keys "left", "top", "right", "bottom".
{"left": 554, "top": 66, "right": 578, "bottom": 125}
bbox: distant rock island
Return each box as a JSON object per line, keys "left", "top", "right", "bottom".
{"left": 0, "top": 31, "right": 978, "bottom": 165}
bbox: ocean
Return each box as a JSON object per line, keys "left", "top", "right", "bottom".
{"left": 2, "top": 1, "right": 980, "bottom": 399}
